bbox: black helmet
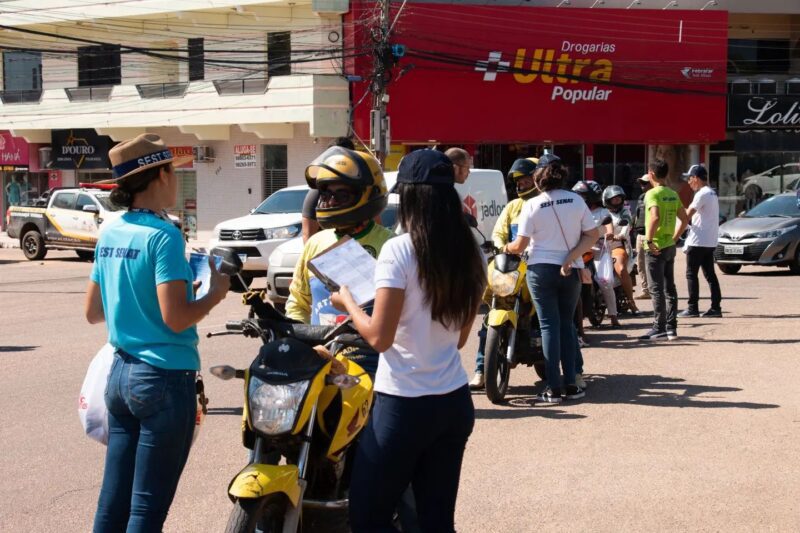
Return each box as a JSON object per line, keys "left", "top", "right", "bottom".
{"left": 572, "top": 180, "right": 602, "bottom": 205}
{"left": 602, "top": 185, "right": 626, "bottom": 211}
{"left": 305, "top": 147, "right": 388, "bottom": 230}
{"left": 507, "top": 157, "right": 539, "bottom": 200}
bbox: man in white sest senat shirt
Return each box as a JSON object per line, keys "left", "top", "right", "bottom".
{"left": 679, "top": 164, "right": 722, "bottom": 318}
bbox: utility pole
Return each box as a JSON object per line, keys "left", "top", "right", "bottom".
{"left": 370, "top": 0, "right": 392, "bottom": 165}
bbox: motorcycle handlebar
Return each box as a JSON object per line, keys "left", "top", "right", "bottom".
{"left": 225, "top": 321, "right": 244, "bottom": 331}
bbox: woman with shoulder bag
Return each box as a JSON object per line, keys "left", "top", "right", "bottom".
{"left": 333, "top": 149, "right": 485, "bottom": 532}
{"left": 84, "top": 134, "right": 230, "bottom": 532}
{"left": 504, "top": 155, "right": 599, "bottom": 403}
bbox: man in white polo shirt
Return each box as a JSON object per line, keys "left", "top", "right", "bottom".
{"left": 679, "top": 164, "right": 722, "bottom": 318}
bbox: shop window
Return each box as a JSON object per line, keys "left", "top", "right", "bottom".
{"left": 2, "top": 51, "right": 42, "bottom": 103}
{"left": 78, "top": 45, "right": 121, "bottom": 87}
{"left": 728, "top": 39, "right": 791, "bottom": 75}
{"left": 188, "top": 38, "right": 204, "bottom": 82}
{"left": 267, "top": 32, "right": 291, "bottom": 76}
{"left": 592, "top": 144, "right": 614, "bottom": 187}
{"left": 615, "top": 144, "right": 646, "bottom": 200}
{"left": 262, "top": 145, "right": 288, "bottom": 198}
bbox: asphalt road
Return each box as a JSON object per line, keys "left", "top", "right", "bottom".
{"left": 0, "top": 248, "right": 798, "bottom": 532}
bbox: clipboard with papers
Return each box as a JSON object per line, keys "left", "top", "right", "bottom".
{"left": 307, "top": 236, "right": 377, "bottom": 307}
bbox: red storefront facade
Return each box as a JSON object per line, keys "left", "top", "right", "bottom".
{"left": 347, "top": 4, "right": 728, "bottom": 189}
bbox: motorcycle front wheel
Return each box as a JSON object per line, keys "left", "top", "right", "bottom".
{"left": 484, "top": 325, "right": 511, "bottom": 404}
{"left": 225, "top": 494, "right": 288, "bottom": 533}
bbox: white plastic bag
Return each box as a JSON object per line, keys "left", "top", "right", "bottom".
{"left": 78, "top": 343, "right": 115, "bottom": 445}
{"left": 78, "top": 344, "right": 206, "bottom": 447}
{"left": 594, "top": 242, "right": 615, "bottom": 290}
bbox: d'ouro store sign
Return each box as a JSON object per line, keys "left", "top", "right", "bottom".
{"left": 728, "top": 95, "right": 800, "bottom": 129}
{"left": 51, "top": 129, "right": 113, "bottom": 169}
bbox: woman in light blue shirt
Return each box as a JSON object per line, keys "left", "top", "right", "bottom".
{"left": 85, "top": 134, "right": 229, "bottom": 533}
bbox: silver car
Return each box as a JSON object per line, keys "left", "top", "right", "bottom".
{"left": 715, "top": 192, "right": 800, "bottom": 275}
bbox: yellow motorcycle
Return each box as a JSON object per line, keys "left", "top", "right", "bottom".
{"left": 207, "top": 249, "right": 374, "bottom": 533}
{"left": 471, "top": 223, "right": 546, "bottom": 404}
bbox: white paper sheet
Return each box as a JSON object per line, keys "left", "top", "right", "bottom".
{"left": 308, "top": 237, "right": 377, "bottom": 306}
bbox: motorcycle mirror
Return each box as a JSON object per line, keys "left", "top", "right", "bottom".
{"left": 464, "top": 213, "right": 479, "bottom": 228}
{"left": 209, "top": 365, "right": 237, "bottom": 380}
{"left": 210, "top": 246, "right": 243, "bottom": 276}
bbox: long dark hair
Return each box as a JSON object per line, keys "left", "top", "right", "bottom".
{"left": 397, "top": 183, "right": 486, "bottom": 329}
{"left": 109, "top": 164, "right": 168, "bottom": 208}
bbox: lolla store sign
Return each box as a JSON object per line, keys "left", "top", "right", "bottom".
{"left": 728, "top": 95, "right": 800, "bottom": 129}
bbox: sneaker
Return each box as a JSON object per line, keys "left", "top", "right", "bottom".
{"left": 575, "top": 374, "right": 587, "bottom": 389}
{"left": 678, "top": 309, "right": 700, "bottom": 318}
{"left": 639, "top": 328, "right": 667, "bottom": 340}
{"left": 468, "top": 372, "right": 485, "bottom": 390}
{"left": 536, "top": 387, "right": 563, "bottom": 404}
{"left": 667, "top": 329, "right": 678, "bottom": 340}
{"left": 702, "top": 309, "right": 723, "bottom": 318}
{"left": 563, "top": 385, "right": 586, "bottom": 400}
{"left": 635, "top": 292, "right": 651, "bottom": 300}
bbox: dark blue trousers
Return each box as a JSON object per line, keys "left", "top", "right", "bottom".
{"left": 349, "top": 385, "right": 474, "bottom": 533}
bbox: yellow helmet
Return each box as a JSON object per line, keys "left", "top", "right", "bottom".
{"left": 507, "top": 157, "right": 539, "bottom": 200}
{"left": 305, "top": 147, "right": 388, "bottom": 230}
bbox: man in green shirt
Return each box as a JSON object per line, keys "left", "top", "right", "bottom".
{"left": 639, "top": 158, "right": 688, "bottom": 341}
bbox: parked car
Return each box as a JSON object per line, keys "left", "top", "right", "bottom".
{"left": 714, "top": 192, "right": 800, "bottom": 275}
{"left": 7, "top": 185, "right": 126, "bottom": 260}
{"left": 742, "top": 162, "right": 800, "bottom": 201}
{"left": 207, "top": 186, "right": 306, "bottom": 287}
{"left": 265, "top": 167, "right": 508, "bottom": 306}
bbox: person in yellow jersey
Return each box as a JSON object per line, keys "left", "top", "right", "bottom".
{"left": 286, "top": 146, "right": 393, "bottom": 333}
{"left": 469, "top": 157, "right": 538, "bottom": 389}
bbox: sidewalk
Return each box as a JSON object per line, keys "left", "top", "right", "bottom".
{"left": 0, "top": 231, "right": 18, "bottom": 248}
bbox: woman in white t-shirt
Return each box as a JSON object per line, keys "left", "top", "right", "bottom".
{"left": 335, "top": 149, "right": 485, "bottom": 532}
{"left": 504, "top": 155, "right": 599, "bottom": 403}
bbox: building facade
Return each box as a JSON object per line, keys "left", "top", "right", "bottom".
{"left": 0, "top": 0, "right": 351, "bottom": 233}
{"left": 349, "top": 0, "right": 800, "bottom": 212}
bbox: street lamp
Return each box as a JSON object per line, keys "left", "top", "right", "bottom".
{"left": 701, "top": 0, "right": 718, "bottom": 10}
{"left": 590, "top": 0, "right": 605, "bottom": 7}
{"left": 626, "top": 0, "right": 641, "bottom": 9}
{"left": 662, "top": 1, "right": 678, "bottom": 8}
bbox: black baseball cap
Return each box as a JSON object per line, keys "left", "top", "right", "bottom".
{"left": 683, "top": 164, "right": 708, "bottom": 181}
{"left": 536, "top": 153, "right": 561, "bottom": 169}
{"left": 397, "top": 149, "right": 455, "bottom": 186}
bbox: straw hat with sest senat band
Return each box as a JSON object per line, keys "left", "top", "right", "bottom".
{"left": 96, "top": 133, "right": 194, "bottom": 184}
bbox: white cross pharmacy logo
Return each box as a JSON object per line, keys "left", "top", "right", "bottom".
{"left": 475, "top": 51, "right": 510, "bottom": 82}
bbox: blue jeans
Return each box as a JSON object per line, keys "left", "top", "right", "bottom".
{"left": 349, "top": 386, "right": 474, "bottom": 533}
{"left": 474, "top": 324, "right": 487, "bottom": 373}
{"left": 526, "top": 265, "right": 581, "bottom": 391}
{"left": 94, "top": 351, "right": 197, "bottom": 533}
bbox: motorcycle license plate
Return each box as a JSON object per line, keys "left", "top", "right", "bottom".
{"left": 724, "top": 245, "right": 744, "bottom": 255}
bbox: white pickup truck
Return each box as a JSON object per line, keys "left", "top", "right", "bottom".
{"left": 207, "top": 186, "right": 307, "bottom": 287}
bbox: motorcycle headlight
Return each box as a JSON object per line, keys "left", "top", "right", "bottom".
{"left": 247, "top": 375, "right": 309, "bottom": 436}
{"left": 265, "top": 224, "right": 301, "bottom": 240}
{"left": 751, "top": 225, "right": 796, "bottom": 239}
{"left": 490, "top": 270, "right": 519, "bottom": 297}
